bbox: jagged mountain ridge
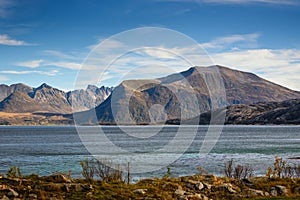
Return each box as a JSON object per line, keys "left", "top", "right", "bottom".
{"left": 0, "top": 83, "right": 113, "bottom": 114}
{"left": 74, "top": 65, "right": 300, "bottom": 125}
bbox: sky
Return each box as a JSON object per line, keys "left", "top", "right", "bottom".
{"left": 0, "top": 0, "right": 300, "bottom": 91}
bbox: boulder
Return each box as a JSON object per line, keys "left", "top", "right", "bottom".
{"left": 275, "top": 185, "right": 287, "bottom": 196}
{"left": 243, "top": 188, "right": 264, "bottom": 197}
{"left": 212, "top": 183, "right": 236, "bottom": 194}
{"left": 270, "top": 187, "right": 277, "bottom": 196}
{"left": 186, "top": 180, "right": 204, "bottom": 191}
{"left": 202, "top": 182, "right": 211, "bottom": 190}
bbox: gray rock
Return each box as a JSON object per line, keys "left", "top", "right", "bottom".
{"left": 195, "top": 182, "right": 204, "bottom": 191}
{"left": 133, "top": 189, "right": 147, "bottom": 194}
{"left": 275, "top": 185, "right": 287, "bottom": 196}
{"left": 186, "top": 180, "right": 204, "bottom": 191}
{"left": 213, "top": 183, "right": 236, "bottom": 194}
{"left": 264, "top": 192, "right": 270, "bottom": 196}
{"left": 202, "top": 182, "right": 211, "bottom": 190}
{"left": 270, "top": 187, "right": 277, "bottom": 196}
{"left": 243, "top": 188, "right": 265, "bottom": 197}
{"left": 174, "top": 189, "right": 186, "bottom": 196}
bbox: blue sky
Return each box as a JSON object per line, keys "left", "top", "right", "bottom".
{"left": 0, "top": 0, "right": 300, "bottom": 91}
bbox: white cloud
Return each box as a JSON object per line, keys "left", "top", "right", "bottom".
{"left": 211, "top": 49, "right": 300, "bottom": 90}
{"left": 0, "top": 70, "right": 58, "bottom": 76}
{"left": 47, "top": 61, "right": 82, "bottom": 70}
{"left": 43, "top": 50, "right": 80, "bottom": 60}
{"left": 15, "top": 59, "right": 82, "bottom": 70}
{"left": 88, "top": 39, "right": 124, "bottom": 51}
{"left": 201, "top": 33, "right": 260, "bottom": 50}
{"left": 16, "top": 59, "right": 44, "bottom": 68}
{"left": 0, "top": 34, "right": 32, "bottom": 46}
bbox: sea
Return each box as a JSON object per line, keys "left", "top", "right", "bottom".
{"left": 0, "top": 125, "right": 299, "bottom": 182}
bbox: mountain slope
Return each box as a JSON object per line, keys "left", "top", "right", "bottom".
{"left": 168, "top": 99, "right": 300, "bottom": 125}
{"left": 74, "top": 65, "right": 300, "bottom": 125}
{"left": 224, "top": 99, "right": 300, "bottom": 124}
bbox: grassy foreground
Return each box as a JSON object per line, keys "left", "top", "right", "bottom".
{"left": 1, "top": 173, "right": 300, "bottom": 200}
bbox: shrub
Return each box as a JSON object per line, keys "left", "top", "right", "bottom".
{"left": 224, "top": 159, "right": 234, "bottom": 178}
{"left": 224, "top": 160, "right": 253, "bottom": 180}
{"left": 7, "top": 166, "right": 22, "bottom": 178}
{"left": 265, "top": 156, "right": 300, "bottom": 178}
{"left": 80, "top": 158, "right": 130, "bottom": 183}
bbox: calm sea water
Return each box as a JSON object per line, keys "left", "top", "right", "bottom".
{"left": 0, "top": 126, "right": 299, "bottom": 181}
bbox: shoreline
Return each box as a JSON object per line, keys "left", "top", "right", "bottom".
{"left": 1, "top": 172, "right": 300, "bottom": 199}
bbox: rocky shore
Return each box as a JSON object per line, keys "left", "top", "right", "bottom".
{"left": 1, "top": 173, "right": 300, "bottom": 200}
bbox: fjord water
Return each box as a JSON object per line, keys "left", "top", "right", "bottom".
{"left": 0, "top": 126, "right": 299, "bottom": 181}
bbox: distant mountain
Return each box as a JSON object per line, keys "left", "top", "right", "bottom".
{"left": 0, "top": 83, "right": 113, "bottom": 114}
{"left": 0, "top": 83, "right": 34, "bottom": 102}
{"left": 224, "top": 99, "right": 300, "bottom": 124}
{"left": 67, "top": 85, "right": 113, "bottom": 112}
{"left": 167, "top": 99, "right": 300, "bottom": 125}
{"left": 74, "top": 65, "right": 300, "bottom": 125}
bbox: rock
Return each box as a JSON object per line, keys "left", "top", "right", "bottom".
{"left": 186, "top": 193, "right": 202, "bottom": 199}
{"left": 213, "top": 183, "right": 236, "bottom": 194}
{"left": 243, "top": 188, "right": 264, "bottom": 197}
{"left": 42, "top": 174, "right": 72, "bottom": 183}
{"left": 202, "top": 182, "right": 211, "bottom": 190}
{"left": 174, "top": 189, "right": 186, "bottom": 196}
{"left": 264, "top": 192, "right": 270, "bottom": 196}
{"left": 1, "top": 195, "right": 9, "bottom": 200}
{"left": 28, "top": 193, "right": 38, "bottom": 199}
{"left": 133, "top": 189, "right": 147, "bottom": 195}
{"left": 270, "top": 187, "right": 277, "bottom": 196}
{"left": 7, "top": 188, "right": 19, "bottom": 197}
{"left": 275, "top": 185, "right": 287, "bottom": 196}
{"left": 195, "top": 182, "right": 204, "bottom": 191}
{"left": 186, "top": 180, "right": 204, "bottom": 191}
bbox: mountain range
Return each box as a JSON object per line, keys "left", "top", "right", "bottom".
{"left": 74, "top": 65, "right": 300, "bottom": 125}
{"left": 1, "top": 65, "right": 300, "bottom": 125}
{"left": 0, "top": 83, "right": 113, "bottom": 113}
